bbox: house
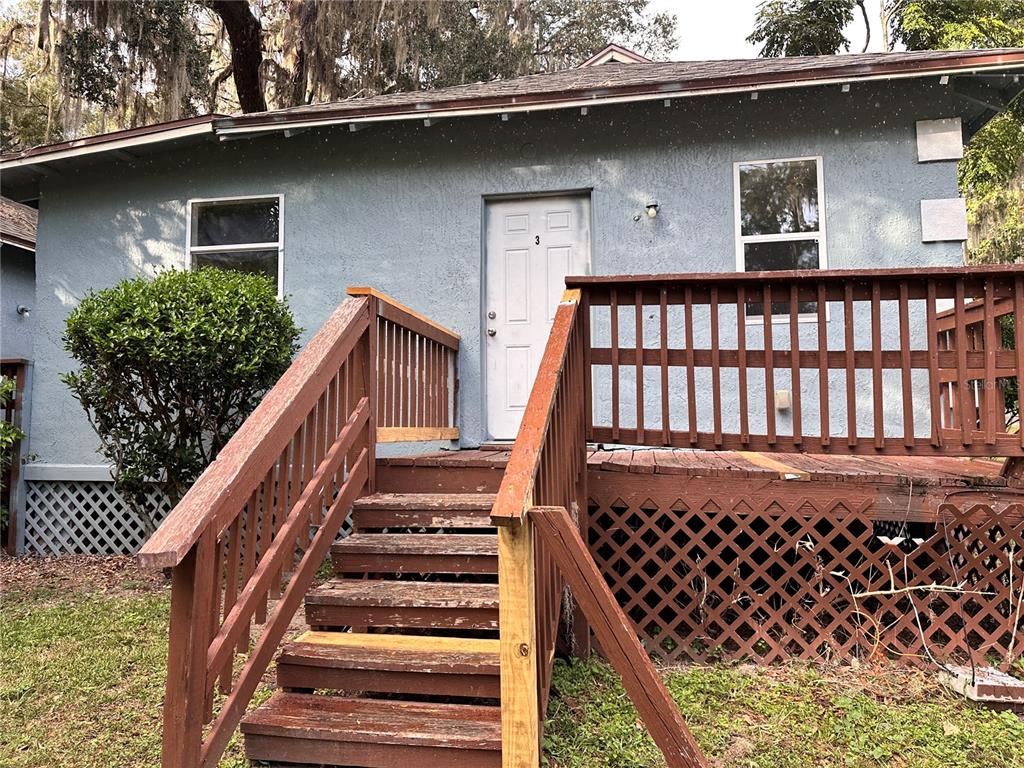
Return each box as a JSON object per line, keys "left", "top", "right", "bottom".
{"left": 6, "top": 46, "right": 1024, "bottom": 768}
{"left": 3, "top": 47, "right": 1023, "bottom": 555}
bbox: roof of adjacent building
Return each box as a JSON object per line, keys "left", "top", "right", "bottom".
{"left": 0, "top": 196, "right": 37, "bottom": 251}
{"left": 3, "top": 47, "right": 1024, "bottom": 191}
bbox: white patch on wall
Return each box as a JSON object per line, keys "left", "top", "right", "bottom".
{"left": 920, "top": 198, "right": 968, "bottom": 242}
{"left": 916, "top": 118, "right": 963, "bottom": 162}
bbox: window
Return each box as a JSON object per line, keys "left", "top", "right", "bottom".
{"left": 186, "top": 195, "right": 283, "bottom": 293}
{"left": 734, "top": 157, "right": 825, "bottom": 315}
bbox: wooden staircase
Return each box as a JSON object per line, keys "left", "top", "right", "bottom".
{"left": 239, "top": 492, "right": 503, "bottom": 767}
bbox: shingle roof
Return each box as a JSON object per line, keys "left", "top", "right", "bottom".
{"left": 0, "top": 197, "right": 36, "bottom": 251}
{"left": 221, "top": 48, "right": 1024, "bottom": 128}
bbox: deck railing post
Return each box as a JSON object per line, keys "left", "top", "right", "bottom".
{"left": 364, "top": 297, "right": 379, "bottom": 493}
{"left": 498, "top": 514, "right": 540, "bottom": 768}
{"left": 161, "top": 529, "right": 216, "bottom": 768}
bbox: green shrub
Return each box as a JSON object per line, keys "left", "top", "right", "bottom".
{"left": 63, "top": 268, "right": 300, "bottom": 532}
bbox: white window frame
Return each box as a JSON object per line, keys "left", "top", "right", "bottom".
{"left": 733, "top": 156, "right": 827, "bottom": 322}
{"left": 185, "top": 193, "right": 285, "bottom": 297}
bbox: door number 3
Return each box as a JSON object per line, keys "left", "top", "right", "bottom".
{"left": 534, "top": 235, "right": 540, "bottom": 245}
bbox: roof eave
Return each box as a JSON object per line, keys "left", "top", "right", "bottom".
{"left": 1, "top": 234, "right": 35, "bottom": 252}
{"left": 215, "top": 54, "right": 1024, "bottom": 136}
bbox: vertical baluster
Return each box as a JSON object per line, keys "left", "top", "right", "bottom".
{"left": 898, "top": 281, "right": 914, "bottom": 448}
{"left": 401, "top": 327, "right": 410, "bottom": 427}
{"left": 413, "top": 335, "right": 421, "bottom": 428}
{"left": 816, "top": 283, "right": 829, "bottom": 448}
{"left": 383, "top": 321, "right": 392, "bottom": 428}
{"left": 926, "top": 281, "right": 942, "bottom": 446}
{"left": 634, "top": 288, "right": 645, "bottom": 443}
{"left": 582, "top": 291, "right": 593, "bottom": 442}
{"left": 442, "top": 342, "right": 451, "bottom": 429}
{"left": 203, "top": 532, "right": 225, "bottom": 721}
{"left": 219, "top": 515, "right": 243, "bottom": 693}
{"left": 711, "top": 286, "right": 722, "bottom": 446}
{"left": 983, "top": 278, "right": 999, "bottom": 445}
{"left": 789, "top": 283, "right": 801, "bottom": 446}
{"left": 871, "top": 280, "right": 884, "bottom": 450}
{"left": 763, "top": 284, "right": 776, "bottom": 446}
{"left": 844, "top": 283, "right": 857, "bottom": 449}
{"left": 256, "top": 455, "right": 279, "bottom": 624}
{"left": 738, "top": 285, "right": 749, "bottom": 445}
{"left": 610, "top": 289, "right": 620, "bottom": 441}
{"left": 430, "top": 341, "right": 438, "bottom": 427}
{"left": 659, "top": 287, "right": 670, "bottom": 445}
{"left": 955, "top": 278, "right": 972, "bottom": 447}
{"left": 239, "top": 488, "right": 259, "bottom": 654}
{"left": 684, "top": 286, "right": 697, "bottom": 445}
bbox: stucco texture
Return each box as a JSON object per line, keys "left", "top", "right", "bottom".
{"left": 29, "top": 79, "right": 963, "bottom": 466}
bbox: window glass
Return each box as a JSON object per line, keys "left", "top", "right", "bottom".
{"left": 192, "top": 199, "right": 279, "bottom": 246}
{"left": 739, "top": 159, "right": 819, "bottom": 236}
{"left": 743, "top": 240, "right": 819, "bottom": 272}
{"left": 192, "top": 249, "right": 279, "bottom": 282}
{"left": 743, "top": 242, "right": 819, "bottom": 315}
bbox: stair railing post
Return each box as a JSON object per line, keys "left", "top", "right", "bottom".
{"left": 160, "top": 528, "right": 216, "bottom": 768}
{"left": 498, "top": 507, "right": 540, "bottom": 768}
{"left": 364, "top": 296, "right": 378, "bottom": 493}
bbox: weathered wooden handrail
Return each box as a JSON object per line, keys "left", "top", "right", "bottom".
{"left": 531, "top": 505, "right": 707, "bottom": 768}
{"left": 348, "top": 286, "right": 460, "bottom": 443}
{"left": 490, "top": 289, "right": 589, "bottom": 768}
{"left": 139, "top": 287, "right": 462, "bottom": 768}
{"left": 568, "top": 265, "right": 1024, "bottom": 456}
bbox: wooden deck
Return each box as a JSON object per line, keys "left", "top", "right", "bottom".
{"left": 380, "top": 447, "right": 1010, "bottom": 488}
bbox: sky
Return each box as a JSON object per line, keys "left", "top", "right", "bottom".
{"left": 647, "top": 0, "right": 891, "bottom": 60}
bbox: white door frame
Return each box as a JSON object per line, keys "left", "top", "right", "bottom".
{"left": 479, "top": 189, "right": 594, "bottom": 442}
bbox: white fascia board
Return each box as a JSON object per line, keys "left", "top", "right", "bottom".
{"left": 0, "top": 122, "right": 216, "bottom": 170}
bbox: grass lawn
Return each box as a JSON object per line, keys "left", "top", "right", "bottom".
{"left": 2, "top": 555, "right": 1022, "bottom": 768}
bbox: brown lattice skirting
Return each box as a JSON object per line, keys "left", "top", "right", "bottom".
{"left": 588, "top": 477, "right": 1024, "bottom": 668}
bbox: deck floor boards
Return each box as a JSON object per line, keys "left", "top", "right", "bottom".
{"left": 379, "top": 447, "right": 1006, "bottom": 487}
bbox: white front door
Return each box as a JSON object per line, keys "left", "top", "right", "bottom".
{"left": 484, "top": 195, "right": 592, "bottom": 440}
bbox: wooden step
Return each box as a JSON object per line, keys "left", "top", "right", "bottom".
{"left": 241, "top": 692, "right": 501, "bottom": 768}
{"left": 353, "top": 493, "right": 496, "bottom": 529}
{"left": 277, "top": 631, "right": 500, "bottom": 698}
{"left": 306, "top": 579, "right": 499, "bottom": 630}
{"left": 331, "top": 533, "right": 498, "bottom": 575}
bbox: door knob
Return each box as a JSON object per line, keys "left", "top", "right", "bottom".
{"left": 487, "top": 329, "right": 497, "bottom": 337}
{"left": 488, "top": 311, "right": 497, "bottom": 319}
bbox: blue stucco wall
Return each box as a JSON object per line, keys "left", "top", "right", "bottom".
{"left": 28, "top": 79, "right": 963, "bottom": 467}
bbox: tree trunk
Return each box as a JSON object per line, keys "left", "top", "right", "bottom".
{"left": 209, "top": 0, "right": 267, "bottom": 113}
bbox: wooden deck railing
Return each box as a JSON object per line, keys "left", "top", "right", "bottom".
{"left": 138, "top": 289, "right": 459, "bottom": 768}
{"left": 348, "top": 287, "right": 460, "bottom": 443}
{"left": 568, "top": 266, "right": 1024, "bottom": 456}
{"left": 935, "top": 291, "right": 1018, "bottom": 439}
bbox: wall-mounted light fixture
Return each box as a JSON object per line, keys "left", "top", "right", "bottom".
{"left": 16, "top": 304, "right": 31, "bottom": 318}
{"left": 633, "top": 201, "right": 660, "bottom": 222}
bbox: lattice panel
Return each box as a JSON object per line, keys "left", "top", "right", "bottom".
{"left": 24, "top": 480, "right": 171, "bottom": 555}
{"left": 589, "top": 494, "right": 1024, "bottom": 667}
